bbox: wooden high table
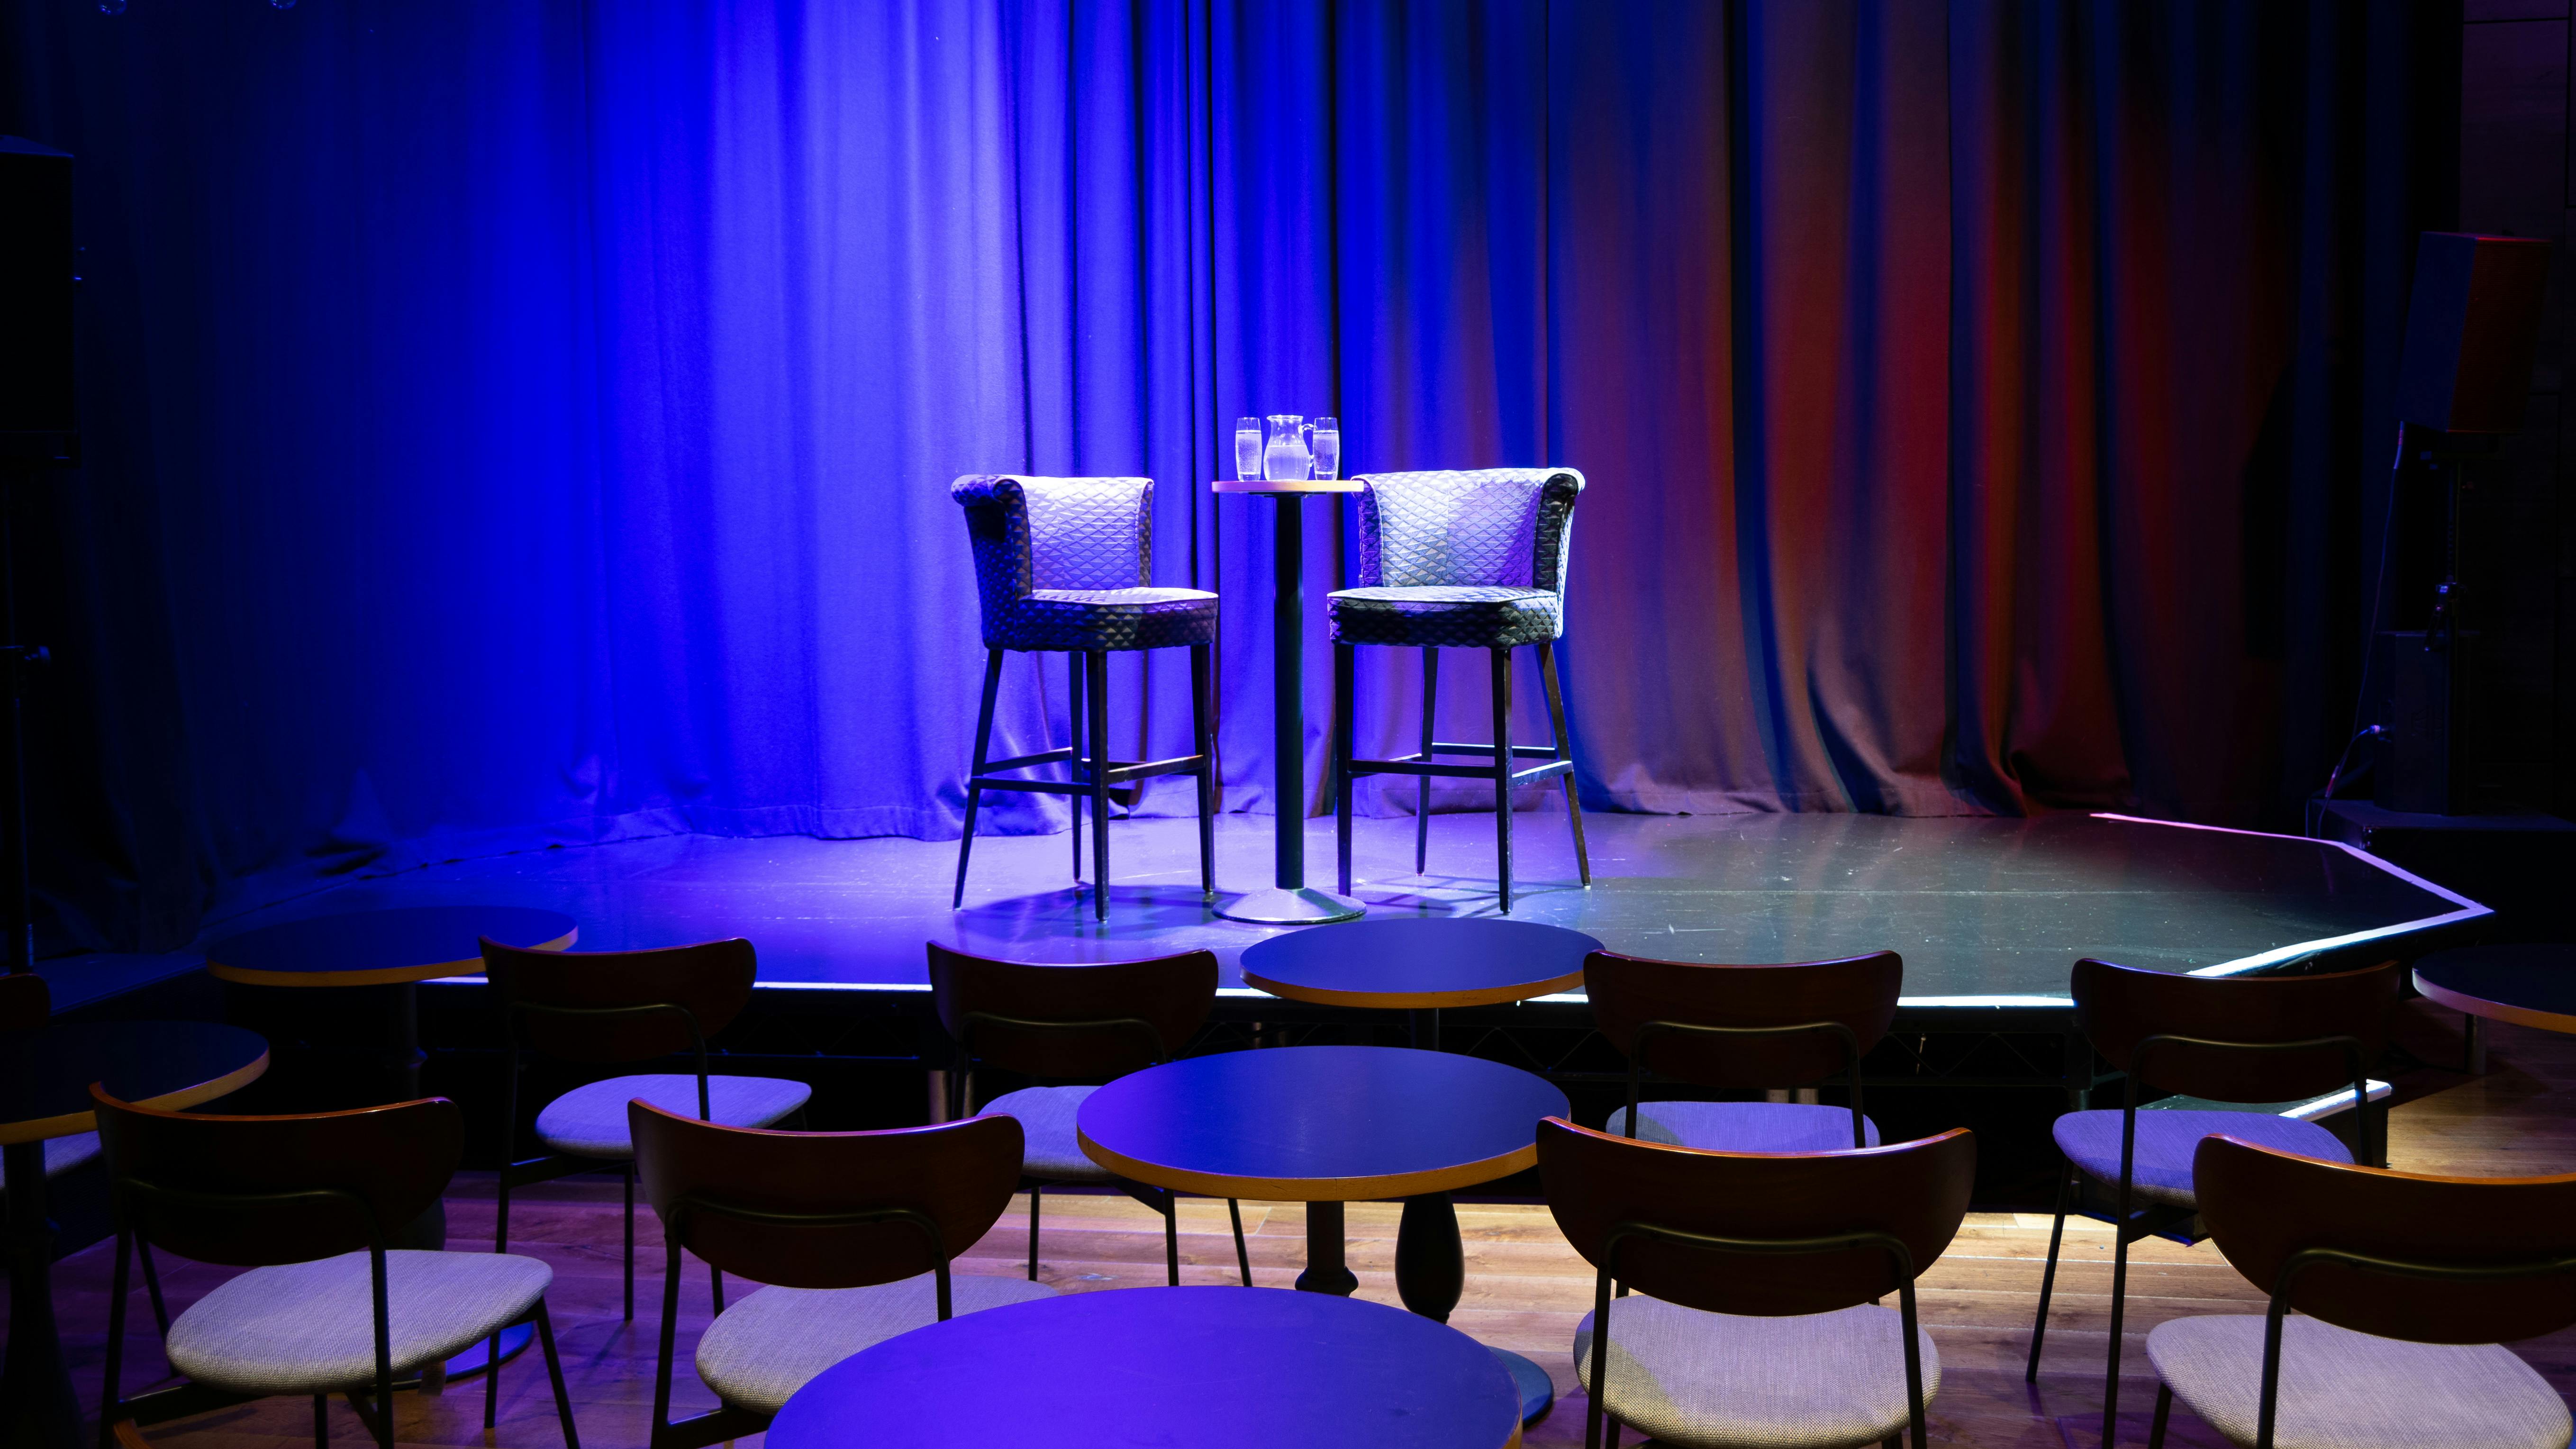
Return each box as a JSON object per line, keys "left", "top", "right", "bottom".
{"left": 1209, "top": 478, "right": 1367, "bottom": 924}
{"left": 1076, "top": 1044, "right": 1569, "bottom": 1423}
{"left": 767, "top": 1286, "right": 1525, "bottom": 1449}
{"left": 1, "top": 1019, "right": 269, "bottom": 1449}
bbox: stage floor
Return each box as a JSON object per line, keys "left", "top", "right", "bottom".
{"left": 104, "top": 807, "right": 2483, "bottom": 1009}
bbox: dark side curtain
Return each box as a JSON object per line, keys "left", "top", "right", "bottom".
{"left": 1, "top": 1, "right": 2453, "bottom": 953}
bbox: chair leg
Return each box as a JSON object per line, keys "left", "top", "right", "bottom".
{"left": 534, "top": 1300, "right": 581, "bottom": 1449}
{"left": 2026, "top": 1162, "right": 2075, "bottom": 1382}
{"left": 314, "top": 1395, "right": 328, "bottom": 1449}
{"left": 623, "top": 1161, "right": 636, "bottom": 1322}
{"left": 137, "top": 1239, "right": 171, "bottom": 1340}
{"left": 954, "top": 647, "right": 1005, "bottom": 908}
{"left": 1334, "top": 641, "right": 1356, "bottom": 896}
{"left": 1228, "top": 1198, "right": 1253, "bottom": 1286}
{"left": 2148, "top": 1384, "right": 2173, "bottom": 1449}
{"left": 711, "top": 1267, "right": 725, "bottom": 1315}
{"left": 1191, "top": 642, "right": 1216, "bottom": 904}
{"left": 1416, "top": 647, "right": 1438, "bottom": 874}
{"left": 1540, "top": 640, "right": 1588, "bottom": 884}
{"left": 1027, "top": 1182, "right": 1043, "bottom": 1281}
{"left": 1067, "top": 651, "right": 1085, "bottom": 883}
{"left": 2103, "top": 1206, "right": 2135, "bottom": 1446}
{"left": 485, "top": 1304, "right": 502, "bottom": 1429}
{"left": 1490, "top": 647, "right": 1515, "bottom": 914}
{"left": 1086, "top": 649, "right": 1112, "bottom": 920}
{"left": 1163, "top": 1194, "right": 1180, "bottom": 1286}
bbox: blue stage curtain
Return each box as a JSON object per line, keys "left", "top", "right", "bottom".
{"left": 1, "top": 1, "right": 2451, "bottom": 951}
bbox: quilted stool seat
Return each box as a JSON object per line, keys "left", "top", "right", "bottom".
{"left": 695, "top": 1273, "right": 1060, "bottom": 1414}
{"left": 977, "top": 1085, "right": 1113, "bottom": 1181}
{"left": 994, "top": 588, "right": 1217, "bottom": 652}
{"left": 167, "top": 1250, "right": 552, "bottom": 1395}
{"left": 2052, "top": 1109, "right": 2351, "bottom": 1208}
{"left": 1326, "top": 585, "right": 1560, "bottom": 649}
{"left": 2147, "top": 1314, "right": 2569, "bottom": 1449}
{"left": 1605, "top": 1100, "right": 1882, "bottom": 1153}
{"left": 535, "top": 1073, "right": 811, "bottom": 1159}
{"left": 1574, "top": 1295, "right": 1940, "bottom": 1449}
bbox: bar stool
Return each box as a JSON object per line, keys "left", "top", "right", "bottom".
{"left": 632, "top": 1103, "right": 1055, "bottom": 1448}
{"left": 2026, "top": 957, "right": 2399, "bottom": 1446}
{"left": 1328, "top": 468, "right": 1588, "bottom": 913}
{"left": 92, "top": 1086, "right": 580, "bottom": 1449}
{"left": 1538, "top": 1116, "right": 1975, "bottom": 1449}
{"left": 483, "top": 936, "right": 813, "bottom": 1321}
{"left": 1586, "top": 948, "right": 1902, "bottom": 1151}
{"left": 927, "top": 941, "right": 1252, "bottom": 1286}
{"left": 950, "top": 474, "right": 1218, "bottom": 921}
{"left": 2149, "top": 1135, "right": 2576, "bottom": 1449}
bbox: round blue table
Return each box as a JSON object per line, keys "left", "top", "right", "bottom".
{"left": 1241, "top": 916, "right": 1599, "bottom": 1049}
{"left": 768, "top": 1286, "right": 1524, "bottom": 1449}
{"left": 3, "top": 1020, "right": 269, "bottom": 1449}
{"left": 2414, "top": 944, "right": 2576, "bottom": 1072}
{"left": 1077, "top": 1045, "right": 1568, "bottom": 1422}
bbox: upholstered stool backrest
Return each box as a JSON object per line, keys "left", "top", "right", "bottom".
{"left": 1352, "top": 468, "right": 1584, "bottom": 592}
{"left": 952, "top": 475, "right": 1153, "bottom": 631}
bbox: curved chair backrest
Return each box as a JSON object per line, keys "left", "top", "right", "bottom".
{"left": 2071, "top": 957, "right": 2399, "bottom": 1104}
{"left": 1538, "top": 1117, "right": 1975, "bottom": 1315}
{"left": 926, "top": 942, "right": 1218, "bottom": 1081}
{"left": 483, "top": 936, "right": 757, "bottom": 1065}
{"left": 951, "top": 475, "right": 1153, "bottom": 637}
{"left": 1350, "top": 469, "right": 1584, "bottom": 603}
{"left": 1585, "top": 949, "right": 1903, "bottom": 1090}
{"left": 0, "top": 970, "right": 48, "bottom": 1029}
{"left": 631, "top": 1102, "right": 1023, "bottom": 1292}
{"left": 2196, "top": 1135, "right": 2576, "bottom": 1346}
{"left": 91, "top": 1086, "right": 462, "bottom": 1267}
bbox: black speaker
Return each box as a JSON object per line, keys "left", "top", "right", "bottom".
{"left": 0, "top": 136, "right": 75, "bottom": 467}
{"left": 2395, "top": 232, "right": 2550, "bottom": 434}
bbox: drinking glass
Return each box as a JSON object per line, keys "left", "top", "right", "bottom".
{"left": 1310, "top": 417, "right": 1342, "bottom": 480}
{"left": 1234, "top": 418, "right": 1264, "bottom": 481}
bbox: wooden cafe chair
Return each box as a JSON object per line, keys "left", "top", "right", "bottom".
{"left": 1538, "top": 1117, "right": 1976, "bottom": 1449}
{"left": 483, "top": 935, "right": 811, "bottom": 1321}
{"left": 2147, "top": 1134, "right": 2576, "bottom": 1449}
{"left": 92, "top": 1086, "right": 579, "bottom": 1449}
{"left": 2025, "top": 957, "right": 2399, "bottom": 1446}
{"left": 630, "top": 1102, "right": 1054, "bottom": 1448}
{"left": 927, "top": 941, "right": 1252, "bottom": 1286}
{"left": 1586, "top": 948, "right": 1903, "bottom": 1153}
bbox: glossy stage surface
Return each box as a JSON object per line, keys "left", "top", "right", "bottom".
{"left": 766, "top": 1286, "right": 1523, "bottom": 1449}
{"left": 1077, "top": 1045, "right": 1569, "bottom": 1200}
{"left": 55, "top": 810, "right": 2482, "bottom": 1011}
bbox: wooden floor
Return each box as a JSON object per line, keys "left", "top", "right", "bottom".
{"left": 26, "top": 1003, "right": 2576, "bottom": 1449}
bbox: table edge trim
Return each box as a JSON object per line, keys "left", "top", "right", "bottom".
{"left": 0, "top": 1046, "right": 271, "bottom": 1147}
{"left": 1075, "top": 1126, "right": 1538, "bottom": 1201}
{"left": 1238, "top": 969, "right": 1587, "bottom": 1011}
{"left": 206, "top": 929, "right": 576, "bottom": 987}
{"left": 2414, "top": 969, "right": 2576, "bottom": 1036}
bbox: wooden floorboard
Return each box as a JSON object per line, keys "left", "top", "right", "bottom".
{"left": 16, "top": 1006, "right": 2576, "bottom": 1447}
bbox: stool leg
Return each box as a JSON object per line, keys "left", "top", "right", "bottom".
{"left": 1335, "top": 641, "right": 1356, "bottom": 896}
{"left": 1541, "top": 640, "right": 1589, "bottom": 885}
{"left": 1417, "top": 647, "right": 1438, "bottom": 874}
{"left": 1192, "top": 643, "right": 1216, "bottom": 903}
{"left": 1491, "top": 647, "right": 1515, "bottom": 913}
{"left": 1087, "top": 648, "right": 1112, "bottom": 920}
{"left": 954, "top": 647, "right": 1004, "bottom": 908}
{"left": 1067, "top": 652, "right": 1086, "bottom": 884}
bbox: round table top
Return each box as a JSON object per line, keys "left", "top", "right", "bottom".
{"left": 1241, "top": 917, "right": 1602, "bottom": 1009}
{"left": 1077, "top": 1045, "right": 1569, "bottom": 1201}
{"left": 205, "top": 906, "right": 578, "bottom": 988}
{"left": 0, "top": 1020, "right": 270, "bottom": 1146}
{"left": 768, "top": 1286, "right": 1523, "bottom": 1449}
{"left": 2415, "top": 945, "right": 2576, "bottom": 1035}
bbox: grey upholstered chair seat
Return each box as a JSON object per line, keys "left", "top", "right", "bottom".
{"left": 2052, "top": 1109, "right": 2350, "bottom": 1208}
{"left": 977, "top": 1084, "right": 1115, "bottom": 1181}
{"left": 165, "top": 1249, "right": 552, "bottom": 1395}
{"left": 535, "top": 1073, "right": 811, "bottom": 1159}
{"left": 1326, "top": 585, "right": 1560, "bottom": 649}
{"left": 997, "top": 586, "right": 1219, "bottom": 652}
{"left": 695, "top": 1273, "right": 1060, "bottom": 1414}
{"left": 45, "top": 1130, "right": 100, "bottom": 1177}
{"left": 2147, "top": 1314, "right": 2569, "bottom": 1449}
{"left": 1604, "top": 1101, "right": 1882, "bottom": 1153}
{"left": 1573, "top": 1296, "right": 1939, "bottom": 1449}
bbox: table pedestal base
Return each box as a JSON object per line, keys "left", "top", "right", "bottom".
{"left": 418, "top": 1323, "right": 534, "bottom": 1387}
{"left": 1492, "top": 1348, "right": 1556, "bottom": 1425}
{"left": 1217, "top": 887, "right": 1364, "bottom": 925}
{"left": 1296, "top": 1193, "right": 1554, "bottom": 1426}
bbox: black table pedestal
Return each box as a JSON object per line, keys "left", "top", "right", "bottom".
{"left": 1296, "top": 1200, "right": 1359, "bottom": 1295}
{"left": 2, "top": 1140, "right": 80, "bottom": 1449}
{"left": 1396, "top": 1194, "right": 1464, "bottom": 1319}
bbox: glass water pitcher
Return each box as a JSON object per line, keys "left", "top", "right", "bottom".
{"left": 1262, "top": 415, "right": 1312, "bottom": 483}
